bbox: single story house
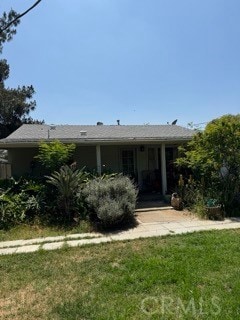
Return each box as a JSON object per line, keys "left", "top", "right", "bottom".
{"left": 0, "top": 123, "right": 194, "bottom": 194}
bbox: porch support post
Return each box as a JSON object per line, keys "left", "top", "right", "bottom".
{"left": 161, "top": 143, "right": 167, "bottom": 194}
{"left": 155, "top": 147, "right": 159, "bottom": 169}
{"left": 96, "top": 145, "right": 102, "bottom": 176}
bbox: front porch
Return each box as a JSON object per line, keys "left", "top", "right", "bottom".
{"left": 5, "top": 142, "right": 180, "bottom": 195}
{"left": 90, "top": 143, "right": 179, "bottom": 194}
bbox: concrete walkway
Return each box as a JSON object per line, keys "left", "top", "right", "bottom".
{"left": 1, "top": 208, "right": 240, "bottom": 255}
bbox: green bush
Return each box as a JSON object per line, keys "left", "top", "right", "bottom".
{"left": 46, "top": 165, "right": 89, "bottom": 221}
{"left": 0, "top": 194, "right": 25, "bottom": 229}
{"left": 0, "top": 192, "right": 42, "bottom": 229}
{"left": 176, "top": 114, "right": 240, "bottom": 215}
{"left": 35, "top": 140, "right": 76, "bottom": 173}
{"left": 0, "top": 178, "right": 15, "bottom": 193}
{"left": 83, "top": 175, "right": 138, "bottom": 228}
{"left": 0, "top": 177, "right": 47, "bottom": 229}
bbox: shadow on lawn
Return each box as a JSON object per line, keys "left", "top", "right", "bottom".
{"left": 89, "top": 214, "right": 139, "bottom": 235}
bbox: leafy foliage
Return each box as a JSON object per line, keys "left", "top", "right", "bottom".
{"left": 0, "top": 4, "right": 43, "bottom": 139}
{"left": 0, "top": 177, "right": 48, "bottom": 229}
{"left": 0, "top": 9, "right": 20, "bottom": 53}
{"left": 46, "top": 165, "right": 89, "bottom": 221}
{"left": 36, "top": 140, "right": 76, "bottom": 173}
{"left": 0, "top": 194, "right": 25, "bottom": 229}
{"left": 0, "top": 1, "right": 42, "bottom": 53}
{"left": 83, "top": 175, "right": 138, "bottom": 228}
{"left": 177, "top": 114, "right": 240, "bottom": 214}
{"left": 0, "top": 59, "right": 42, "bottom": 139}
{"left": 0, "top": 191, "right": 42, "bottom": 230}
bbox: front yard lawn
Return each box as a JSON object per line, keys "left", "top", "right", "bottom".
{"left": 1, "top": 229, "right": 240, "bottom": 319}
{"left": 0, "top": 220, "right": 93, "bottom": 242}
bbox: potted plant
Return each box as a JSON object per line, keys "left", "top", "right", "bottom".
{"left": 205, "top": 198, "right": 224, "bottom": 221}
{"left": 171, "top": 192, "right": 183, "bottom": 210}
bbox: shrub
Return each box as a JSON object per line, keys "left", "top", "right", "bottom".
{"left": 35, "top": 140, "right": 76, "bottom": 173}
{"left": 0, "top": 178, "right": 15, "bottom": 193}
{"left": 83, "top": 175, "right": 138, "bottom": 228}
{"left": 46, "top": 165, "right": 88, "bottom": 221}
{"left": 0, "top": 194, "right": 24, "bottom": 229}
{"left": 0, "top": 192, "right": 40, "bottom": 229}
{"left": 179, "top": 177, "right": 226, "bottom": 219}
{"left": 0, "top": 177, "right": 48, "bottom": 229}
{"left": 176, "top": 114, "right": 240, "bottom": 215}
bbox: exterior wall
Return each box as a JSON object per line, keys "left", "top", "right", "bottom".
{"left": 75, "top": 145, "right": 139, "bottom": 174}
{"left": 7, "top": 143, "right": 179, "bottom": 193}
{"left": 75, "top": 145, "right": 143, "bottom": 175}
{"left": 74, "top": 145, "right": 150, "bottom": 183}
{"left": 8, "top": 148, "right": 38, "bottom": 177}
{"left": 8, "top": 146, "right": 98, "bottom": 177}
{"left": 74, "top": 146, "right": 96, "bottom": 170}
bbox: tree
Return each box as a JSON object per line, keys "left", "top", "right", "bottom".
{"left": 0, "top": 59, "right": 41, "bottom": 138}
{"left": 0, "top": 1, "right": 43, "bottom": 139}
{"left": 177, "top": 114, "right": 240, "bottom": 213}
{"left": 0, "top": 1, "right": 42, "bottom": 53}
{"left": 0, "top": 9, "right": 20, "bottom": 54}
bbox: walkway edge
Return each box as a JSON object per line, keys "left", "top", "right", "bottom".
{"left": 1, "top": 222, "right": 240, "bottom": 255}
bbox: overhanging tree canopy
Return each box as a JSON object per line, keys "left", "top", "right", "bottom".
{"left": 0, "top": 1, "right": 42, "bottom": 53}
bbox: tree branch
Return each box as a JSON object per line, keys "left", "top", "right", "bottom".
{"left": 0, "top": 0, "right": 42, "bottom": 33}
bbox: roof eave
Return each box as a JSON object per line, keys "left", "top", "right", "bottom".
{"left": 0, "top": 136, "right": 193, "bottom": 148}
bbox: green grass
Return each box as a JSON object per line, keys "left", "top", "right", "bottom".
{"left": 0, "top": 220, "right": 93, "bottom": 242}
{"left": 1, "top": 230, "right": 240, "bottom": 319}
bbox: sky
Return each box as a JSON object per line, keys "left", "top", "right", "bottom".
{"left": 1, "top": 0, "right": 240, "bottom": 127}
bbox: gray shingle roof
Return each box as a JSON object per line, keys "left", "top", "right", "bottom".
{"left": 1, "top": 124, "right": 194, "bottom": 144}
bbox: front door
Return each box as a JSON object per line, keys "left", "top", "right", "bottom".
{"left": 121, "top": 149, "right": 136, "bottom": 178}
{"left": 148, "top": 147, "right": 156, "bottom": 170}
